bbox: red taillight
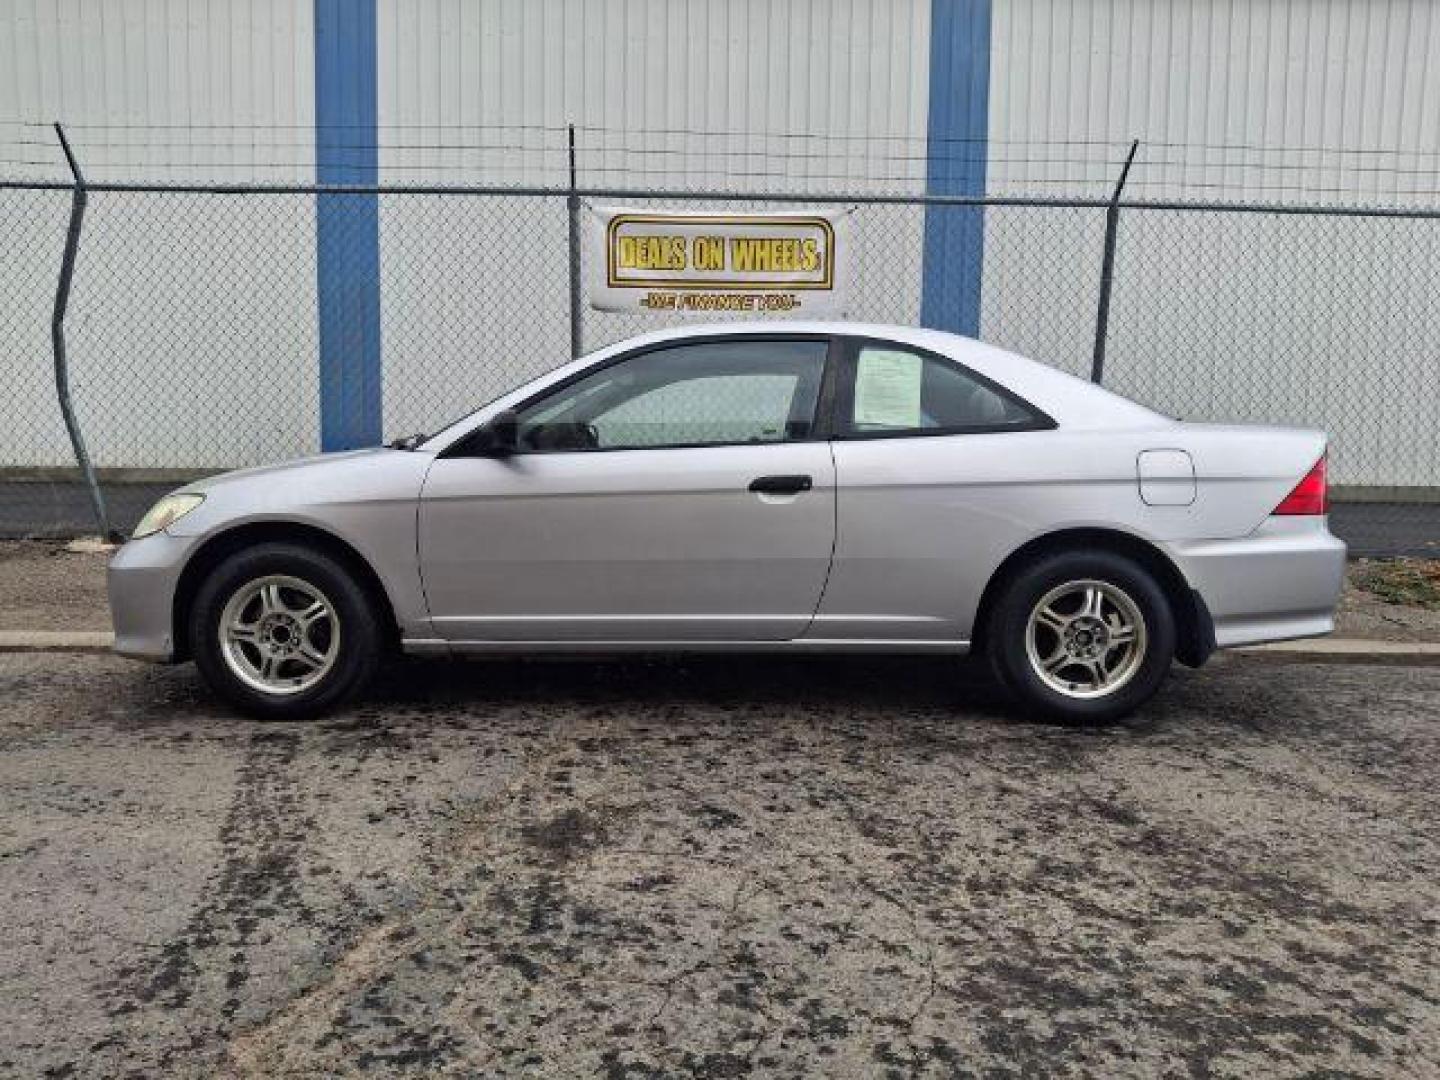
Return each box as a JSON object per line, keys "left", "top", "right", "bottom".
{"left": 1272, "top": 455, "right": 1328, "bottom": 516}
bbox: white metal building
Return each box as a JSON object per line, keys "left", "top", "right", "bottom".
{"left": 2, "top": 0, "right": 1438, "bottom": 486}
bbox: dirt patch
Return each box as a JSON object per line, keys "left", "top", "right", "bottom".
{"left": 0, "top": 540, "right": 112, "bottom": 632}
{"left": 1339, "top": 559, "right": 1440, "bottom": 642}
{"left": 1352, "top": 558, "right": 1440, "bottom": 610}
{"left": 520, "top": 806, "right": 612, "bottom": 865}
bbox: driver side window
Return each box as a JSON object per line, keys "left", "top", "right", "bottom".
{"left": 514, "top": 339, "right": 827, "bottom": 452}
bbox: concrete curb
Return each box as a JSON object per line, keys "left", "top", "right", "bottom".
{"left": 1237, "top": 638, "right": 1440, "bottom": 657}
{"left": 0, "top": 631, "right": 115, "bottom": 652}
{"left": 0, "top": 631, "right": 1438, "bottom": 661}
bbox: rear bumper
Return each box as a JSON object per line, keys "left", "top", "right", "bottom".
{"left": 1162, "top": 517, "right": 1347, "bottom": 649}
{"left": 107, "top": 531, "right": 195, "bottom": 661}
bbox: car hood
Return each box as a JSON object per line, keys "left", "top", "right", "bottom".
{"left": 179, "top": 448, "right": 394, "bottom": 495}
{"left": 163, "top": 447, "right": 435, "bottom": 538}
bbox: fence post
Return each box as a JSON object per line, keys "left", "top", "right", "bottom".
{"left": 567, "top": 123, "right": 583, "bottom": 359}
{"left": 50, "top": 122, "right": 115, "bottom": 541}
{"left": 1090, "top": 139, "right": 1139, "bottom": 385}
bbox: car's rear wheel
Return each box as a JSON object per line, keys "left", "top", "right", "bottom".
{"left": 189, "top": 543, "right": 382, "bottom": 719}
{"left": 986, "top": 550, "right": 1175, "bottom": 723}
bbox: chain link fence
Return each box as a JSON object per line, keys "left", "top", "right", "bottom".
{"left": 2, "top": 178, "right": 1437, "bottom": 556}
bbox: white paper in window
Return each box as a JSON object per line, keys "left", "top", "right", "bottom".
{"left": 853, "top": 349, "right": 922, "bottom": 429}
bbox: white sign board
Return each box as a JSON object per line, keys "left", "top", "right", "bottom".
{"left": 587, "top": 205, "right": 852, "bottom": 316}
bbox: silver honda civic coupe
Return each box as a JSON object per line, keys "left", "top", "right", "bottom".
{"left": 109, "top": 322, "right": 1344, "bottom": 722}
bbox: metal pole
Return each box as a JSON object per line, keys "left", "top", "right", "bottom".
{"left": 1090, "top": 139, "right": 1140, "bottom": 385}
{"left": 566, "top": 123, "right": 583, "bottom": 359}
{"left": 51, "top": 122, "right": 115, "bottom": 541}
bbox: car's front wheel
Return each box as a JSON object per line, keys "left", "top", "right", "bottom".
{"left": 189, "top": 542, "right": 382, "bottom": 719}
{"left": 986, "top": 550, "right": 1176, "bottom": 723}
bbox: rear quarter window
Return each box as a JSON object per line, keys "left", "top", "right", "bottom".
{"left": 841, "top": 343, "right": 1050, "bottom": 436}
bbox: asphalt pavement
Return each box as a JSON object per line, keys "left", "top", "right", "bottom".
{"left": 2, "top": 650, "right": 1438, "bottom": 1077}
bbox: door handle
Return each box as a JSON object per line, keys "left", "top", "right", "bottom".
{"left": 748, "top": 474, "right": 813, "bottom": 494}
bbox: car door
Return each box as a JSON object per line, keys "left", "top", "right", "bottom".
{"left": 811, "top": 337, "right": 1056, "bottom": 642}
{"left": 418, "top": 336, "right": 838, "bottom": 642}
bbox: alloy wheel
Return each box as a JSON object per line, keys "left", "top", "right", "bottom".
{"left": 218, "top": 574, "right": 340, "bottom": 696}
{"left": 1023, "top": 579, "right": 1148, "bottom": 699}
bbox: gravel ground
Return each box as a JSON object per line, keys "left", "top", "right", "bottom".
{"left": 1, "top": 650, "right": 1438, "bottom": 1078}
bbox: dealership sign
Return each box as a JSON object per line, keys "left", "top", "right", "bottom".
{"left": 587, "top": 205, "right": 852, "bottom": 316}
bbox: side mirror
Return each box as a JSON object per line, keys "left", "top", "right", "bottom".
{"left": 473, "top": 408, "right": 519, "bottom": 456}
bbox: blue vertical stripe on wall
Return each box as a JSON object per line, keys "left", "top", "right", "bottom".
{"left": 314, "top": 0, "right": 381, "bottom": 450}
{"left": 920, "top": 0, "right": 992, "bottom": 336}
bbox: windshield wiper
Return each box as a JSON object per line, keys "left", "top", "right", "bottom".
{"left": 386, "top": 432, "right": 427, "bottom": 451}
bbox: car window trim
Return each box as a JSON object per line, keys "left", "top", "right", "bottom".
{"left": 830, "top": 335, "right": 1057, "bottom": 441}
{"left": 443, "top": 332, "right": 842, "bottom": 458}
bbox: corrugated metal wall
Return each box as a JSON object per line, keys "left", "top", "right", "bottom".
{"left": 0, "top": 0, "right": 318, "bottom": 469}
{"left": 376, "top": 0, "right": 931, "bottom": 190}
{"left": 373, "top": 0, "right": 934, "bottom": 437}
{"left": 9, "top": 0, "right": 1435, "bottom": 199}
{"left": 982, "top": 0, "right": 1440, "bottom": 486}
{"left": 3, "top": 0, "right": 1438, "bottom": 484}
{"left": 988, "top": 0, "right": 1440, "bottom": 205}
{"left": 0, "top": 0, "right": 314, "bottom": 181}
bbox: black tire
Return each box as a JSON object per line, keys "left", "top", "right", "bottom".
{"left": 189, "top": 542, "right": 383, "bottom": 720}
{"left": 984, "top": 550, "right": 1176, "bottom": 724}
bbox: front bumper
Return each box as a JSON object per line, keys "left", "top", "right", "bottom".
{"left": 107, "top": 530, "right": 197, "bottom": 661}
{"left": 1163, "top": 517, "right": 1347, "bottom": 648}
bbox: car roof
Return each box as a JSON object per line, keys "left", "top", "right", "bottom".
{"left": 606, "top": 319, "right": 954, "bottom": 352}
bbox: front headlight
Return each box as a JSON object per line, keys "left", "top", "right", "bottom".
{"left": 132, "top": 493, "right": 205, "bottom": 539}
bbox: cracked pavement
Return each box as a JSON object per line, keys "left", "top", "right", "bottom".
{"left": 1, "top": 650, "right": 1438, "bottom": 1077}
